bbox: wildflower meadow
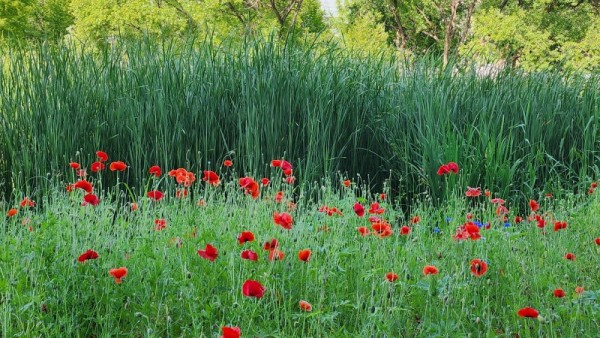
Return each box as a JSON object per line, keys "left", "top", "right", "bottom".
{"left": 1, "top": 42, "right": 599, "bottom": 337}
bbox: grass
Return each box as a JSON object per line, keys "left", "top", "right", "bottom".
{"left": 1, "top": 161, "right": 599, "bottom": 337}
{"left": 1, "top": 40, "right": 599, "bottom": 208}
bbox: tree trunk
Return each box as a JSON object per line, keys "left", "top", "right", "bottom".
{"left": 443, "top": 0, "right": 460, "bottom": 67}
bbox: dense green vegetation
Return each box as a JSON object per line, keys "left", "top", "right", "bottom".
{"left": 2, "top": 0, "right": 600, "bottom": 71}
{"left": 1, "top": 41, "right": 599, "bottom": 208}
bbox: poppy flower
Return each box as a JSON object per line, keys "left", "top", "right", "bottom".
{"left": 109, "top": 267, "right": 128, "bottom": 284}
{"left": 170, "top": 168, "right": 196, "bottom": 187}
{"left": 453, "top": 222, "right": 481, "bottom": 241}
{"left": 437, "top": 164, "right": 450, "bottom": 175}
{"left": 343, "top": 180, "right": 351, "bottom": 187}
{"left": 281, "top": 160, "right": 293, "bottom": 171}
{"left": 553, "top": 288, "right": 565, "bottom": 298}
{"left": 237, "top": 231, "right": 255, "bottom": 244}
{"left": 446, "top": 162, "right": 459, "bottom": 173}
{"left": 242, "top": 279, "right": 265, "bottom": 299}
{"left": 220, "top": 326, "right": 241, "bottom": 338}
{"left": 6, "top": 208, "right": 18, "bottom": 217}
{"left": 490, "top": 198, "right": 505, "bottom": 205}
{"left": 198, "top": 244, "right": 218, "bottom": 261}
{"left": 202, "top": 170, "right": 220, "bottom": 186}
{"left": 239, "top": 177, "right": 260, "bottom": 199}
{"left": 353, "top": 203, "right": 365, "bottom": 217}
{"left": 592, "top": 182, "right": 598, "bottom": 188}
{"left": 241, "top": 250, "right": 258, "bottom": 261}
{"left": 271, "top": 160, "right": 283, "bottom": 167}
{"left": 371, "top": 221, "right": 393, "bottom": 238}
{"left": 298, "top": 249, "right": 311, "bottom": 262}
{"left": 261, "top": 178, "right": 270, "bottom": 186}
{"left": 96, "top": 151, "right": 108, "bottom": 162}
{"left": 175, "top": 189, "right": 188, "bottom": 198}
{"left": 529, "top": 199, "right": 540, "bottom": 212}
{"left": 82, "top": 193, "right": 100, "bottom": 206}
{"left": 514, "top": 216, "right": 523, "bottom": 223}
{"left": 517, "top": 307, "right": 539, "bottom": 318}
{"left": 90, "top": 161, "right": 105, "bottom": 173}
{"left": 595, "top": 238, "right": 600, "bottom": 246}
{"left": 575, "top": 286, "right": 584, "bottom": 294}
{"left": 285, "top": 176, "right": 295, "bottom": 184}
{"left": 423, "top": 265, "right": 439, "bottom": 275}
{"left": 357, "top": 227, "right": 370, "bottom": 236}
{"left": 154, "top": 219, "right": 167, "bottom": 231}
{"left": 553, "top": 221, "right": 567, "bottom": 231}
{"left": 74, "top": 180, "right": 93, "bottom": 193}
{"left": 465, "top": 187, "right": 482, "bottom": 197}
{"left": 268, "top": 249, "right": 285, "bottom": 261}
{"left": 400, "top": 226, "right": 411, "bottom": 235}
{"left": 564, "top": 253, "right": 576, "bottom": 260}
{"left": 78, "top": 249, "right": 99, "bottom": 262}
{"left": 109, "top": 161, "right": 127, "bottom": 171}
{"left": 410, "top": 216, "right": 420, "bottom": 224}
{"left": 19, "top": 197, "right": 35, "bottom": 208}
{"left": 149, "top": 165, "right": 161, "bottom": 177}
{"left": 469, "top": 259, "right": 488, "bottom": 277}
{"left": 273, "top": 212, "right": 293, "bottom": 230}
{"left": 379, "top": 193, "right": 386, "bottom": 200}
{"left": 76, "top": 169, "right": 86, "bottom": 177}
{"left": 131, "top": 203, "right": 138, "bottom": 211}
{"left": 274, "top": 191, "right": 284, "bottom": 203}
{"left": 263, "top": 238, "right": 279, "bottom": 250}
{"left": 223, "top": 160, "right": 233, "bottom": 167}
{"left": 147, "top": 190, "right": 164, "bottom": 201}
{"left": 368, "top": 202, "right": 385, "bottom": 215}
{"left": 69, "top": 162, "right": 81, "bottom": 170}
{"left": 535, "top": 215, "right": 546, "bottom": 228}
{"left": 386, "top": 272, "right": 399, "bottom": 282}
{"left": 299, "top": 300, "right": 313, "bottom": 312}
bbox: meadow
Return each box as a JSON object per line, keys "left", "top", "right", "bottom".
{"left": 1, "top": 41, "right": 599, "bottom": 337}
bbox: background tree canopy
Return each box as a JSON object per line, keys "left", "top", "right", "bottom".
{"left": 1, "top": 0, "right": 599, "bottom": 70}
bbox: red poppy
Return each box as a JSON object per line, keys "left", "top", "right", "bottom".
{"left": 575, "top": 286, "right": 584, "bottom": 294}
{"left": 529, "top": 199, "right": 540, "bottom": 212}
{"left": 469, "top": 259, "right": 488, "bottom": 277}
{"left": 589, "top": 187, "right": 595, "bottom": 195}
{"left": 239, "top": 177, "right": 260, "bottom": 199}
{"left": 423, "top": 265, "right": 439, "bottom": 275}
{"left": 553, "top": 221, "right": 567, "bottom": 231}
{"left": 90, "top": 161, "right": 105, "bottom": 173}
{"left": 198, "top": 244, "right": 218, "bottom": 261}
{"left": 535, "top": 215, "right": 546, "bottom": 228}
{"left": 553, "top": 288, "right": 565, "bottom": 298}
{"left": 6, "top": 208, "right": 17, "bottom": 217}
{"left": 379, "top": 193, "right": 386, "bottom": 200}
{"left": 484, "top": 189, "right": 491, "bottom": 197}
{"left": 96, "top": 151, "right": 108, "bottom": 162}
{"left": 592, "top": 182, "right": 598, "bottom": 188}
{"left": 223, "top": 160, "right": 233, "bottom": 167}
{"left": 465, "top": 187, "right": 482, "bottom": 197}
{"left": 285, "top": 176, "right": 295, "bottom": 184}
{"left": 299, "top": 300, "right": 313, "bottom": 312}
{"left": 351, "top": 226, "right": 369, "bottom": 237}
{"left": 410, "top": 216, "right": 420, "bottom": 224}
{"left": 147, "top": 190, "right": 164, "bottom": 201}
{"left": 273, "top": 212, "right": 293, "bottom": 230}
{"left": 446, "top": 162, "right": 459, "bottom": 173}
{"left": 149, "top": 165, "right": 161, "bottom": 177}
{"left": 400, "top": 226, "right": 411, "bottom": 235}
{"left": 298, "top": 249, "right": 311, "bottom": 262}
{"left": 437, "top": 164, "right": 450, "bottom": 175}
{"left": 564, "top": 253, "right": 576, "bottom": 260}
{"left": 343, "top": 179, "right": 351, "bottom": 187}
{"left": 368, "top": 202, "right": 385, "bottom": 214}
{"left": 371, "top": 222, "right": 393, "bottom": 238}
{"left": 242, "top": 279, "right": 265, "bottom": 298}
{"left": 109, "top": 267, "right": 128, "bottom": 284}
{"left": 353, "top": 203, "right": 365, "bottom": 217}
{"left": 275, "top": 191, "right": 284, "bottom": 203}
{"left": 109, "top": 161, "right": 127, "bottom": 171}
{"left": 490, "top": 198, "right": 505, "bottom": 205}
{"left": 170, "top": 168, "right": 196, "bottom": 186}
{"left": 261, "top": 178, "right": 270, "bottom": 186}
{"left": 514, "top": 216, "right": 523, "bottom": 223}
{"left": 263, "top": 238, "right": 279, "bottom": 250}
{"left": 82, "top": 193, "right": 100, "bottom": 206}
{"left": 154, "top": 219, "right": 167, "bottom": 231}
{"left": 78, "top": 249, "right": 99, "bottom": 262}
{"left": 220, "top": 326, "right": 241, "bottom": 338}
{"left": 77, "top": 169, "right": 86, "bottom": 177}
{"left": 281, "top": 160, "right": 293, "bottom": 171}
{"left": 74, "top": 180, "right": 93, "bottom": 193}
{"left": 19, "top": 197, "right": 35, "bottom": 208}
{"left": 271, "top": 160, "right": 282, "bottom": 167}
{"left": 241, "top": 250, "right": 258, "bottom": 261}
{"left": 386, "top": 272, "right": 399, "bottom": 282}
{"left": 69, "top": 162, "right": 81, "bottom": 170}
{"left": 175, "top": 189, "right": 188, "bottom": 198}
{"left": 202, "top": 170, "right": 220, "bottom": 186}
{"left": 517, "top": 307, "right": 539, "bottom": 318}
{"left": 453, "top": 222, "right": 481, "bottom": 241}
{"left": 268, "top": 249, "right": 285, "bottom": 261}
{"left": 131, "top": 203, "right": 138, "bottom": 211}
{"left": 595, "top": 238, "right": 600, "bottom": 246}
{"left": 237, "top": 231, "right": 255, "bottom": 244}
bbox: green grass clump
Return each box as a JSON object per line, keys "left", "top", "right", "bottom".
{"left": 1, "top": 168, "right": 598, "bottom": 337}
